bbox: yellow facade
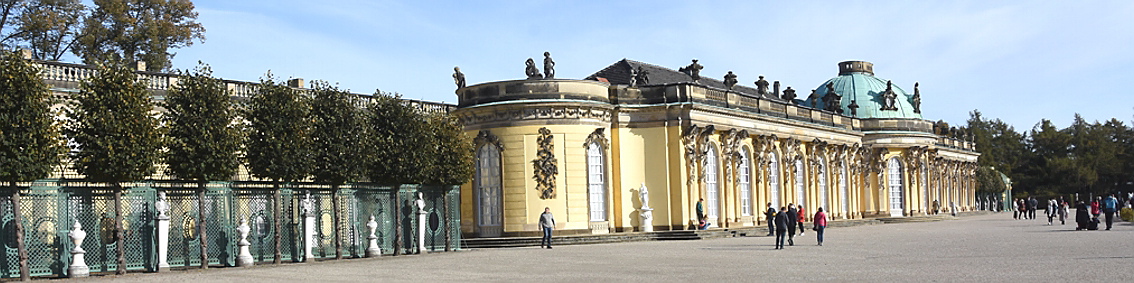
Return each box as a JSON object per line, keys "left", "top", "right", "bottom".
{"left": 454, "top": 62, "right": 979, "bottom": 237}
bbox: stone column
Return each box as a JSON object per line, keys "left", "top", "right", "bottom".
{"left": 365, "top": 215, "right": 382, "bottom": 257}
{"left": 68, "top": 220, "right": 89, "bottom": 277}
{"left": 303, "top": 193, "right": 316, "bottom": 261}
{"left": 415, "top": 193, "right": 426, "bottom": 254}
{"left": 236, "top": 218, "right": 254, "bottom": 267}
{"left": 155, "top": 191, "right": 171, "bottom": 271}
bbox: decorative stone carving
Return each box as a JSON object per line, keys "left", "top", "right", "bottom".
{"left": 453, "top": 66, "right": 466, "bottom": 89}
{"left": 639, "top": 183, "right": 653, "bottom": 232}
{"left": 880, "top": 80, "right": 898, "bottom": 110}
{"left": 525, "top": 58, "right": 543, "bottom": 79}
{"left": 781, "top": 87, "right": 797, "bottom": 103}
{"left": 543, "top": 52, "right": 555, "bottom": 79}
{"left": 780, "top": 137, "right": 802, "bottom": 166}
{"left": 754, "top": 75, "right": 770, "bottom": 95}
{"left": 752, "top": 134, "right": 778, "bottom": 172}
{"left": 807, "top": 89, "right": 819, "bottom": 108}
{"left": 912, "top": 82, "right": 921, "bottom": 113}
{"left": 474, "top": 130, "right": 504, "bottom": 151}
{"left": 823, "top": 82, "right": 843, "bottom": 114}
{"left": 457, "top": 106, "right": 614, "bottom": 125}
{"left": 720, "top": 128, "right": 749, "bottom": 183}
{"left": 365, "top": 215, "right": 381, "bottom": 257}
{"left": 723, "top": 71, "right": 738, "bottom": 90}
{"left": 678, "top": 59, "right": 703, "bottom": 82}
{"left": 416, "top": 192, "right": 427, "bottom": 254}
{"left": 236, "top": 218, "right": 254, "bottom": 267}
{"left": 532, "top": 127, "right": 559, "bottom": 199}
{"left": 68, "top": 220, "right": 89, "bottom": 277}
{"left": 682, "top": 125, "right": 715, "bottom": 189}
{"left": 584, "top": 128, "right": 609, "bottom": 149}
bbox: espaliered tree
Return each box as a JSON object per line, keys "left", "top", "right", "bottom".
{"left": 65, "top": 62, "right": 162, "bottom": 275}
{"left": 309, "top": 81, "right": 366, "bottom": 260}
{"left": 365, "top": 91, "right": 429, "bottom": 255}
{"left": 162, "top": 63, "right": 242, "bottom": 269}
{"left": 246, "top": 73, "right": 312, "bottom": 263}
{"left": 0, "top": 51, "right": 66, "bottom": 281}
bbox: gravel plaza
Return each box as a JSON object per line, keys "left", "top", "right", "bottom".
{"left": 80, "top": 212, "right": 1132, "bottom": 282}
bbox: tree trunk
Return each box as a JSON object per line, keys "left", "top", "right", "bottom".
{"left": 332, "top": 184, "right": 342, "bottom": 259}
{"left": 393, "top": 190, "right": 401, "bottom": 256}
{"left": 11, "top": 182, "right": 29, "bottom": 281}
{"left": 273, "top": 181, "right": 282, "bottom": 264}
{"left": 114, "top": 183, "right": 126, "bottom": 275}
{"left": 197, "top": 181, "right": 208, "bottom": 269}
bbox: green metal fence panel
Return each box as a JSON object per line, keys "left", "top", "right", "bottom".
{"left": 63, "top": 184, "right": 156, "bottom": 274}
{"left": 398, "top": 185, "right": 418, "bottom": 254}
{"left": 348, "top": 185, "right": 396, "bottom": 256}
{"left": 164, "top": 187, "right": 202, "bottom": 268}
{"left": 279, "top": 187, "right": 300, "bottom": 262}
{"left": 231, "top": 187, "right": 278, "bottom": 263}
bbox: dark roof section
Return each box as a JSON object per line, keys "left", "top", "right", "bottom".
{"left": 584, "top": 59, "right": 785, "bottom": 102}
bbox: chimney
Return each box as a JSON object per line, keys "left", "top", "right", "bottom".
{"left": 135, "top": 61, "right": 147, "bottom": 72}
{"left": 287, "top": 78, "right": 305, "bottom": 88}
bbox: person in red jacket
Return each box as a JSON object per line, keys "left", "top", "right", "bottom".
{"left": 797, "top": 206, "right": 806, "bottom": 236}
{"left": 1090, "top": 197, "right": 1101, "bottom": 220}
{"left": 813, "top": 207, "right": 828, "bottom": 246}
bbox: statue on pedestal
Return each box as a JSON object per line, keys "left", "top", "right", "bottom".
{"left": 848, "top": 99, "right": 859, "bottom": 116}
{"left": 525, "top": 58, "right": 543, "bottom": 79}
{"left": 543, "top": 52, "right": 556, "bottom": 79}
{"left": 453, "top": 66, "right": 466, "bottom": 89}
{"left": 678, "top": 59, "right": 703, "bottom": 82}
{"left": 723, "top": 71, "right": 738, "bottom": 90}
{"left": 880, "top": 80, "right": 898, "bottom": 110}
{"left": 781, "top": 87, "right": 797, "bottom": 104}
{"left": 912, "top": 82, "right": 922, "bottom": 113}
{"left": 365, "top": 215, "right": 381, "bottom": 257}
{"left": 754, "top": 75, "right": 770, "bottom": 95}
{"left": 638, "top": 183, "right": 653, "bottom": 232}
{"left": 631, "top": 66, "right": 649, "bottom": 87}
{"left": 236, "top": 218, "right": 254, "bottom": 267}
{"left": 68, "top": 220, "right": 89, "bottom": 277}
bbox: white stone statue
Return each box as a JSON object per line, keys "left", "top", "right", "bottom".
{"left": 365, "top": 215, "right": 382, "bottom": 257}
{"left": 155, "top": 191, "right": 170, "bottom": 220}
{"left": 236, "top": 218, "right": 254, "bottom": 266}
{"left": 415, "top": 192, "right": 426, "bottom": 213}
{"left": 415, "top": 192, "right": 427, "bottom": 254}
{"left": 68, "top": 220, "right": 89, "bottom": 277}
{"left": 302, "top": 192, "right": 316, "bottom": 217}
{"left": 155, "top": 191, "right": 171, "bottom": 271}
{"left": 639, "top": 183, "right": 650, "bottom": 209}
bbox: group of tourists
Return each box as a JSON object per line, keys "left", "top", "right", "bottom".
{"left": 1015, "top": 194, "right": 1123, "bottom": 231}
{"left": 765, "top": 203, "right": 827, "bottom": 249}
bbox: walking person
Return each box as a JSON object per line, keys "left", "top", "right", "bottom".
{"left": 1090, "top": 197, "right": 1101, "bottom": 221}
{"left": 1058, "top": 200, "right": 1068, "bottom": 225}
{"left": 1045, "top": 199, "right": 1056, "bottom": 225}
{"left": 814, "top": 207, "right": 828, "bottom": 246}
{"left": 540, "top": 207, "right": 555, "bottom": 249}
{"left": 773, "top": 206, "right": 789, "bottom": 249}
{"left": 797, "top": 205, "right": 806, "bottom": 236}
{"left": 1027, "top": 197, "right": 1038, "bottom": 220}
{"left": 1102, "top": 194, "right": 1119, "bottom": 230}
{"left": 1017, "top": 199, "right": 1026, "bottom": 220}
{"left": 786, "top": 204, "right": 798, "bottom": 246}
{"left": 765, "top": 203, "right": 777, "bottom": 236}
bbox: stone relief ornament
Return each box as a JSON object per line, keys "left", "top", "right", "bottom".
{"left": 474, "top": 130, "right": 504, "bottom": 151}
{"left": 532, "top": 127, "right": 559, "bottom": 199}
{"left": 584, "top": 128, "right": 609, "bottom": 149}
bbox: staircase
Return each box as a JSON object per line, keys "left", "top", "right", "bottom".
{"left": 876, "top": 215, "right": 958, "bottom": 224}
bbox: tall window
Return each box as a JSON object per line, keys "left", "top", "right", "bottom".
{"left": 818, "top": 157, "right": 828, "bottom": 211}
{"left": 768, "top": 153, "right": 780, "bottom": 207}
{"left": 795, "top": 159, "right": 805, "bottom": 209}
{"left": 705, "top": 146, "right": 720, "bottom": 219}
{"left": 840, "top": 163, "right": 849, "bottom": 215}
{"left": 476, "top": 145, "right": 502, "bottom": 226}
{"left": 739, "top": 148, "right": 752, "bottom": 216}
{"left": 920, "top": 163, "right": 928, "bottom": 212}
{"left": 587, "top": 143, "right": 606, "bottom": 221}
{"left": 888, "top": 157, "right": 904, "bottom": 212}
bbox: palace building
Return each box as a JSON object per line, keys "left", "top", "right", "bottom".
{"left": 453, "top": 58, "right": 979, "bottom": 237}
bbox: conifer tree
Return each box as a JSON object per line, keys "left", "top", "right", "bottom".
{"left": 66, "top": 62, "right": 162, "bottom": 275}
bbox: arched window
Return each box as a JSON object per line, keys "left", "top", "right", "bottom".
{"left": 739, "top": 148, "right": 752, "bottom": 216}
{"left": 794, "top": 159, "right": 806, "bottom": 209}
{"left": 476, "top": 145, "right": 502, "bottom": 228}
{"left": 705, "top": 146, "right": 720, "bottom": 219}
{"left": 768, "top": 153, "right": 781, "bottom": 207}
{"left": 587, "top": 143, "right": 606, "bottom": 221}
{"left": 818, "top": 157, "right": 828, "bottom": 211}
{"left": 840, "top": 163, "right": 849, "bottom": 216}
{"left": 920, "top": 163, "right": 928, "bottom": 212}
{"left": 887, "top": 157, "right": 904, "bottom": 216}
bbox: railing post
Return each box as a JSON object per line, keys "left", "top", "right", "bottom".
{"left": 155, "top": 191, "right": 170, "bottom": 272}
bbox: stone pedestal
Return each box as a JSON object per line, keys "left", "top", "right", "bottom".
{"left": 68, "top": 220, "right": 89, "bottom": 277}
{"left": 155, "top": 191, "right": 170, "bottom": 271}
{"left": 640, "top": 208, "right": 654, "bottom": 232}
{"left": 236, "top": 218, "right": 254, "bottom": 267}
{"left": 302, "top": 193, "right": 316, "bottom": 261}
{"left": 365, "top": 215, "right": 382, "bottom": 257}
{"left": 416, "top": 193, "right": 426, "bottom": 254}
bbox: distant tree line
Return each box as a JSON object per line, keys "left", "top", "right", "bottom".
{"left": 966, "top": 110, "right": 1134, "bottom": 200}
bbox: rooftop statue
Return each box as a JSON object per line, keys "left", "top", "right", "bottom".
{"left": 824, "top": 82, "right": 843, "bottom": 114}
{"left": 754, "top": 75, "right": 770, "bottom": 95}
{"left": 632, "top": 66, "right": 649, "bottom": 87}
{"left": 724, "top": 71, "right": 738, "bottom": 90}
{"left": 912, "top": 82, "right": 922, "bottom": 113}
{"left": 678, "top": 59, "right": 703, "bottom": 82}
{"left": 628, "top": 66, "right": 638, "bottom": 87}
{"left": 848, "top": 98, "right": 859, "bottom": 116}
{"left": 807, "top": 89, "right": 819, "bottom": 108}
{"left": 781, "top": 86, "right": 797, "bottom": 103}
{"left": 773, "top": 81, "right": 780, "bottom": 97}
{"left": 453, "top": 66, "right": 466, "bottom": 89}
{"left": 880, "top": 80, "right": 898, "bottom": 110}
{"left": 525, "top": 58, "right": 543, "bottom": 79}
{"left": 543, "top": 52, "right": 556, "bottom": 79}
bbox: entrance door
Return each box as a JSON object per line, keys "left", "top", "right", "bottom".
{"left": 887, "top": 158, "right": 904, "bottom": 217}
{"left": 476, "top": 145, "right": 503, "bottom": 237}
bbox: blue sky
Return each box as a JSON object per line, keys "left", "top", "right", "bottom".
{"left": 166, "top": 0, "right": 1134, "bottom": 131}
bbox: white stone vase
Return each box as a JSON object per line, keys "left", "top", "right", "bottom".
{"left": 236, "top": 218, "right": 254, "bottom": 267}
{"left": 366, "top": 215, "right": 382, "bottom": 257}
{"left": 68, "top": 220, "right": 89, "bottom": 277}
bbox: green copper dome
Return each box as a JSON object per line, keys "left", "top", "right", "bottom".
{"left": 802, "top": 61, "right": 922, "bottom": 119}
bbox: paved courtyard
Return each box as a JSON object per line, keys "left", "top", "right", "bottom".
{"left": 82, "top": 213, "right": 1133, "bottom": 282}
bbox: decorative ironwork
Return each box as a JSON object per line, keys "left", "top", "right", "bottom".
{"left": 532, "top": 127, "right": 559, "bottom": 199}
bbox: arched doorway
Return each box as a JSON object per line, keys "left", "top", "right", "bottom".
{"left": 475, "top": 145, "right": 503, "bottom": 237}
{"left": 887, "top": 157, "right": 905, "bottom": 217}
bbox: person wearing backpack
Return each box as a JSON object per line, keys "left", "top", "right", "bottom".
{"left": 1102, "top": 194, "right": 1119, "bottom": 230}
